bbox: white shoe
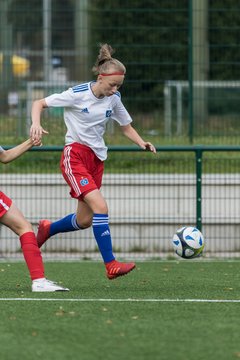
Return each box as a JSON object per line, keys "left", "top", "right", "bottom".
{"left": 32, "top": 278, "right": 69, "bottom": 292}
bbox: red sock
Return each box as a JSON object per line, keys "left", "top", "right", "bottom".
{"left": 20, "top": 232, "right": 45, "bottom": 280}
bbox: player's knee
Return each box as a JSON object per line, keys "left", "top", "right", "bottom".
{"left": 95, "top": 203, "right": 108, "bottom": 214}
{"left": 77, "top": 216, "right": 92, "bottom": 229}
{"left": 80, "top": 220, "right": 92, "bottom": 229}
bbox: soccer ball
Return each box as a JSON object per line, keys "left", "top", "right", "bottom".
{"left": 172, "top": 226, "right": 205, "bottom": 259}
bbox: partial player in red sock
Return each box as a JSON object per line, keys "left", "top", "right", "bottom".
{"left": 0, "top": 193, "right": 69, "bottom": 291}
{"left": 0, "top": 140, "right": 69, "bottom": 291}
{"left": 19, "top": 231, "right": 45, "bottom": 280}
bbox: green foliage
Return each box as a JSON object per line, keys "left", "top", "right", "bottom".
{"left": 4, "top": 0, "right": 240, "bottom": 138}
{"left": 90, "top": 0, "right": 188, "bottom": 112}
{"left": 8, "top": 0, "right": 74, "bottom": 49}
{"left": 209, "top": 0, "right": 240, "bottom": 79}
{"left": 8, "top": 0, "right": 42, "bottom": 30}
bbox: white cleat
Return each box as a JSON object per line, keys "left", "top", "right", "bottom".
{"left": 32, "top": 278, "right": 69, "bottom": 292}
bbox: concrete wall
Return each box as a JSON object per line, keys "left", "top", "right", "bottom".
{"left": 1, "top": 173, "right": 240, "bottom": 254}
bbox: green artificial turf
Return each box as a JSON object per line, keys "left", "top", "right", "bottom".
{"left": 0, "top": 261, "right": 239, "bottom": 360}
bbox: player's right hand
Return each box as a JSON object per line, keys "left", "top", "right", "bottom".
{"left": 30, "top": 125, "right": 49, "bottom": 141}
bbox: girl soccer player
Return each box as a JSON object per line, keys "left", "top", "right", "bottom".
{"left": 0, "top": 139, "right": 69, "bottom": 291}
{"left": 30, "top": 43, "right": 156, "bottom": 280}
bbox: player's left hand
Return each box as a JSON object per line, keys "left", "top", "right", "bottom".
{"left": 30, "top": 124, "right": 49, "bottom": 142}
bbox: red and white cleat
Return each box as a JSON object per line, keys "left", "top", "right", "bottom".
{"left": 36, "top": 219, "right": 51, "bottom": 248}
{"left": 105, "top": 260, "right": 136, "bottom": 280}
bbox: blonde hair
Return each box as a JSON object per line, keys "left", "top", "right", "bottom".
{"left": 92, "top": 43, "right": 126, "bottom": 75}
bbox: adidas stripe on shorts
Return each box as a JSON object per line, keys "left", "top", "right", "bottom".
{"left": 0, "top": 191, "right": 12, "bottom": 218}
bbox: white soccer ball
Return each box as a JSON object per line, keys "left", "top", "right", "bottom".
{"left": 172, "top": 226, "right": 205, "bottom": 259}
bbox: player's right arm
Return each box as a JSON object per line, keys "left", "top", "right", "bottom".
{"left": 30, "top": 99, "right": 49, "bottom": 141}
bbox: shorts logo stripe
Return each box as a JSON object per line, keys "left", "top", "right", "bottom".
{"left": 0, "top": 199, "right": 10, "bottom": 211}
{"left": 63, "top": 146, "right": 81, "bottom": 197}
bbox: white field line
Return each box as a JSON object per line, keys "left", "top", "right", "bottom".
{"left": 0, "top": 298, "right": 239, "bottom": 303}
{"left": 2, "top": 259, "right": 240, "bottom": 264}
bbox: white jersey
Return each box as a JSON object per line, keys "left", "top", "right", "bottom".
{"left": 0, "top": 146, "right": 4, "bottom": 153}
{"left": 45, "top": 81, "right": 132, "bottom": 160}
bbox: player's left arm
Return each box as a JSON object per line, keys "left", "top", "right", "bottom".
{"left": 0, "top": 138, "right": 41, "bottom": 164}
{"left": 121, "top": 124, "right": 156, "bottom": 153}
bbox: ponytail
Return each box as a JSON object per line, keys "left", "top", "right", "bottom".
{"left": 92, "top": 43, "right": 126, "bottom": 75}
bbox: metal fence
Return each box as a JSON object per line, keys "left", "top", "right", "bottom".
{"left": 1, "top": 146, "right": 240, "bottom": 260}
{"left": 1, "top": 1, "right": 240, "bottom": 143}
{"left": 1, "top": 1, "right": 240, "bottom": 259}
